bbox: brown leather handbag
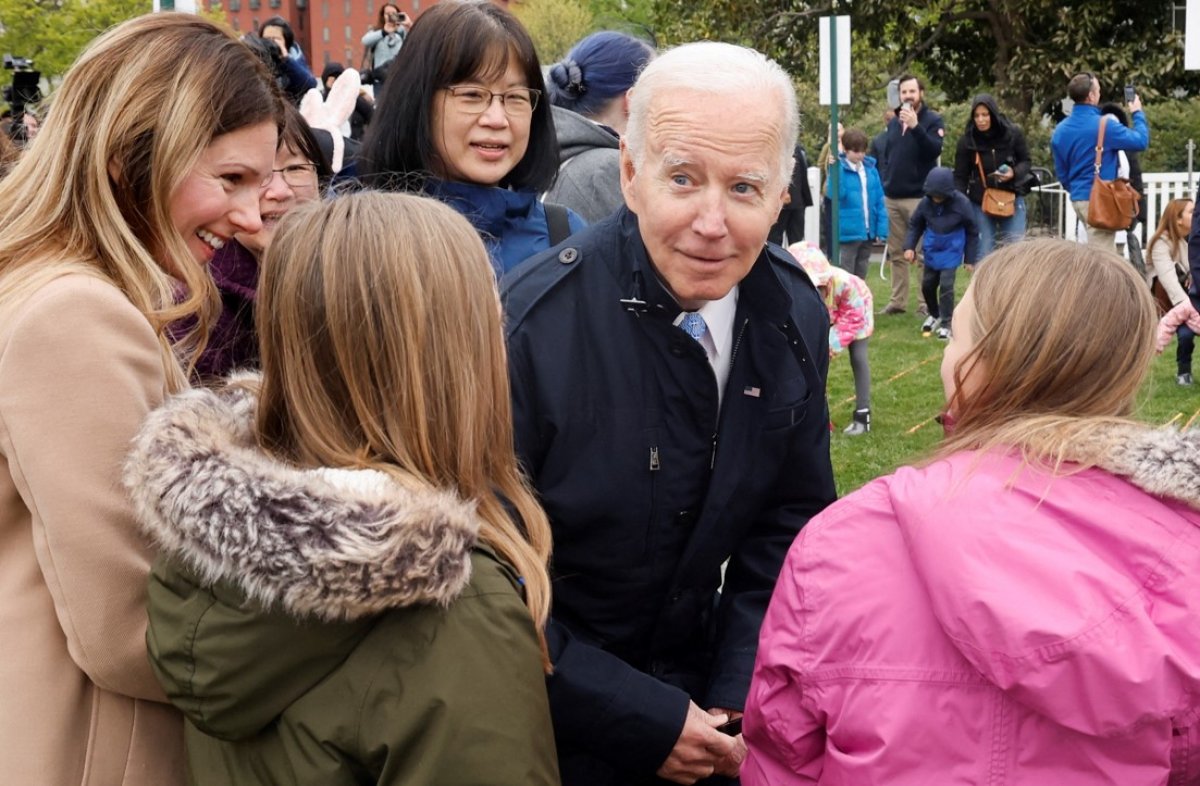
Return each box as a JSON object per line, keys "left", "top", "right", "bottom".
{"left": 976, "top": 154, "right": 1015, "bottom": 218}
{"left": 1086, "top": 120, "right": 1141, "bottom": 230}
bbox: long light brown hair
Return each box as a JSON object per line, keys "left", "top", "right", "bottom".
{"left": 1147, "top": 197, "right": 1193, "bottom": 263}
{"left": 937, "top": 238, "right": 1157, "bottom": 472}
{"left": 0, "top": 13, "right": 281, "bottom": 388}
{"left": 256, "top": 192, "right": 553, "bottom": 665}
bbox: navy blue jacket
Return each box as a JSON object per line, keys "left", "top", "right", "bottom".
{"left": 501, "top": 208, "right": 837, "bottom": 785}
{"left": 904, "top": 168, "right": 980, "bottom": 269}
{"left": 881, "top": 104, "right": 945, "bottom": 199}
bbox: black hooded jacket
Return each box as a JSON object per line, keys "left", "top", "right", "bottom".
{"left": 953, "top": 94, "right": 1033, "bottom": 204}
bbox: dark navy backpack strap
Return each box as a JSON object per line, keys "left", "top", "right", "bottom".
{"left": 544, "top": 202, "right": 571, "bottom": 247}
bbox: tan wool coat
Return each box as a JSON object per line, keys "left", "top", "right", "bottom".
{"left": 0, "top": 272, "right": 184, "bottom": 785}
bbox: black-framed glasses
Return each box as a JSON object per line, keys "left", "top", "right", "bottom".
{"left": 267, "top": 163, "right": 319, "bottom": 189}
{"left": 445, "top": 85, "right": 541, "bottom": 116}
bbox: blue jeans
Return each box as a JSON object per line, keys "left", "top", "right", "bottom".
{"left": 1178, "top": 294, "right": 1200, "bottom": 375}
{"left": 972, "top": 196, "right": 1027, "bottom": 258}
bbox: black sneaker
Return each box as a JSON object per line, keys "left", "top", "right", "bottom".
{"left": 1179, "top": 373, "right": 1194, "bottom": 386}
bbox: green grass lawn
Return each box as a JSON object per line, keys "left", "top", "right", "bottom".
{"left": 826, "top": 253, "right": 1200, "bottom": 496}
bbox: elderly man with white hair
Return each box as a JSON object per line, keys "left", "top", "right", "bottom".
{"left": 502, "top": 42, "right": 836, "bottom": 786}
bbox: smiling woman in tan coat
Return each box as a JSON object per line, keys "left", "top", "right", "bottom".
{"left": 0, "top": 14, "right": 282, "bottom": 785}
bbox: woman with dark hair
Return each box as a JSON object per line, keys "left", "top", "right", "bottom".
{"left": 241, "top": 30, "right": 316, "bottom": 107}
{"left": 360, "top": 0, "right": 584, "bottom": 275}
{"left": 261, "top": 15, "right": 308, "bottom": 68}
{"left": 952, "top": 94, "right": 1032, "bottom": 256}
{"left": 193, "top": 102, "right": 331, "bottom": 380}
{"left": 543, "top": 31, "right": 655, "bottom": 222}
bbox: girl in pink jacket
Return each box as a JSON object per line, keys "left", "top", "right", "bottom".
{"left": 788, "top": 243, "right": 874, "bottom": 436}
{"left": 744, "top": 238, "right": 1200, "bottom": 785}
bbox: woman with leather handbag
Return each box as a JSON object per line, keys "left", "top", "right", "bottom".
{"left": 1148, "top": 197, "right": 1197, "bottom": 384}
{"left": 953, "top": 94, "right": 1033, "bottom": 257}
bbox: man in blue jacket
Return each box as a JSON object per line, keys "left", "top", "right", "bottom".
{"left": 1051, "top": 73, "right": 1149, "bottom": 254}
{"left": 879, "top": 75, "right": 944, "bottom": 315}
{"left": 502, "top": 41, "right": 837, "bottom": 786}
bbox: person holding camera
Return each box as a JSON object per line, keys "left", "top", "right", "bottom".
{"left": 952, "top": 94, "right": 1032, "bottom": 257}
{"left": 361, "top": 4, "right": 410, "bottom": 82}
{"left": 1051, "top": 73, "right": 1149, "bottom": 254}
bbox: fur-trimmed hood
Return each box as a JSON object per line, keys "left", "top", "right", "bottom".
{"left": 124, "top": 373, "right": 481, "bottom": 622}
{"left": 1091, "top": 424, "right": 1200, "bottom": 508}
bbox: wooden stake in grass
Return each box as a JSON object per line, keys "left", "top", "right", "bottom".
{"left": 906, "top": 414, "right": 938, "bottom": 435}
{"left": 887, "top": 355, "right": 937, "bottom": 383}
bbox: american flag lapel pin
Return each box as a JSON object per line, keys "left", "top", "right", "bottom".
{"left": 743, "top": 385, "right": 761, "bottom": 398}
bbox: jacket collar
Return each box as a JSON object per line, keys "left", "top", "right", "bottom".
{"left": 123, "top": 373, "right": 481, "bottom": 622}
{"left": 424, "top": 178, "right": 539, "bottom": 236}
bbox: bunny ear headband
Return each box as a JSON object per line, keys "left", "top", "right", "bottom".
{"left": 299, "top": 68, "right": 362, "bottom": 173}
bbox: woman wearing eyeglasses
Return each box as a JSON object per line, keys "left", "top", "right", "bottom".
{"left": 191, "top": 103, "right": 330, "bottom": 380}
{"left": 360, "top": 0, "right": 584, "bottom": 276}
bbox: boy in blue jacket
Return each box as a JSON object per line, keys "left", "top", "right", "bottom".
{"left": 904, "top": 166, "right": 979, "bottom": 339}
{"left": 827, "top": 128, "right": 887, "bottom": 279}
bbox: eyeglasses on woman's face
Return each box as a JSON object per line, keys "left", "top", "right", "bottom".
{"left": 267, "top": 162, "right": 319, "bottom": 190}
{"left": 445, "top": 85, "right": 540, "bottom": 117}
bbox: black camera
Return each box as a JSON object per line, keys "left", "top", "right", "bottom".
{"left": 3, "top": 54, "right": 33, "bottom": 71}
{"left": 2, "top": 53, "right": 41, "bottom": 143}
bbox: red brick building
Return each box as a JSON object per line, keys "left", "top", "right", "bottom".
{"left": 213, "top": 0, "right": 509, "bottom": 73}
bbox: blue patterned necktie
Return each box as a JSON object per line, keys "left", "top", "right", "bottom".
{"left": 680, "top": 312, "right": 708, "bottom": 344}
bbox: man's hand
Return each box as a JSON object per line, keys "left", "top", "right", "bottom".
{"left": 898, "top": 104, "right": 918, "bottom": 131}
{"left": 707, "top": 707, "right": 747, "bottom": 777}
{"left": 1129, "top": 95, "right": 1144, "bottom": 113}
{"left": 903, "top": 249, "right": 915, "bottom": 262}
{"left": 656, "top": 702, "right": 737, "bottom": 784}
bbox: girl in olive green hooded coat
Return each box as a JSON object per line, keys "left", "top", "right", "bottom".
{"left": 125, "top": 193, "right": 560, "bottom": 786}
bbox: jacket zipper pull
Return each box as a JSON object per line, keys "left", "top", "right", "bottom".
{"left": 710, "top": 434, "right": 718, "bottom": 470}
{"left": 649, "top": 446, "right": 660, "bottom": 471}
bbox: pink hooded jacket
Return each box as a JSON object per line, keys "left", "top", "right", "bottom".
{"left": 743, "top": 427, "right": 1200, "bottom": 785}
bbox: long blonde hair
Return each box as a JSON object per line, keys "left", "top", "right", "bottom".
{"left": 256, "top": 192, "right": 553, "bottom": 665}
{"left": 937, "top": 239, "right": 1157, "bottom": 471}
{"left": 0, "top": 13, "right": 281, "bottom": 388}
{"left": 1147, "top": 197, "right": 1193, "bottom": 263}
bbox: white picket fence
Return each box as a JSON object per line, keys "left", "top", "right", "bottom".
{"left": 802, "top": 168, "right": 1197, "bottom": 251}
{"left": 1054, "top": 172, "right": 1195, "bottom": 245}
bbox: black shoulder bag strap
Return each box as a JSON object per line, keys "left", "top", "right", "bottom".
{"left": 544, "top": 202, "right": 571, "bottom": 246}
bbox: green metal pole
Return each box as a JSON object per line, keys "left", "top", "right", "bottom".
{"left": 829, "top": 15, "right": 841, "bottom": 267}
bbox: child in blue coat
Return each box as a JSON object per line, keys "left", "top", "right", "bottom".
{"left": 827, "top": 128, "right": 887, "bottom": 279}
{"left": 904, "top": 166, "right": 980, "bottom": 339}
